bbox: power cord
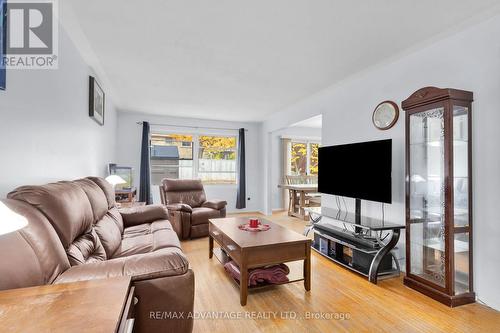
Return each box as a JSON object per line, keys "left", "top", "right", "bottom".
{"left": 379, "top": 203, "right": 388, "bottom": 241}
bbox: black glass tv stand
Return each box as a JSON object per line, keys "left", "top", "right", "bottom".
{"left": 304, "top": 206, "right": 405, "bottom": 284}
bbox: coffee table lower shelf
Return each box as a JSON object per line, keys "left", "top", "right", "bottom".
{"left": 212, "top": 247, "right": 305, "bottom": 290}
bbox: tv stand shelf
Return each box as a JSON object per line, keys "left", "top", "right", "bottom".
{"left": 313, "top": 228, "right": 380, "bottom": 254}
{"left": 305, "top": 206, "right": 405, "bottom": 284}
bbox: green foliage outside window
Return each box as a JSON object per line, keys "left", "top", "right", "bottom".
{"left": 199, "top": 136, "right": 236, "bottom": 160}
{"left": 291, "top": 142, "right": 319, "bottom": 175}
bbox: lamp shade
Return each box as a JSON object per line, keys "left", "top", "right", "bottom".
{"left": 105, "top": 175, "right": 127, "bottom": 187}
{"left": 0, "top": 202, "right": 28, "bottom": 236}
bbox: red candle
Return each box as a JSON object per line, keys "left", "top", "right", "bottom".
{"left": 249, "top": 218, "right": 259, "bottom": 228}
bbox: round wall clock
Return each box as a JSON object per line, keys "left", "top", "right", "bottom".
{"left": 372, "top": 101, "right": 399, "bottom": 130}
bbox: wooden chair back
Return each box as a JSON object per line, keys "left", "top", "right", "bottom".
{"left": 284, "top": 175, "right": 318, "bottom": 185}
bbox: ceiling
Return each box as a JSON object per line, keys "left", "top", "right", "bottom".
{"left": 65, "top": 0, "right": 500, "bottom": 122}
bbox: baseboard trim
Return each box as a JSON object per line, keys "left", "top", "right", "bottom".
{"left": 227, "top": 210, "right": 264, "bottom": 216}
{"left": 227, "top": 210, "right": 282, "bottom": 216}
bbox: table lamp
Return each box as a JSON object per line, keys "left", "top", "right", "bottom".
{"left": 0, "top": 202, "right": 28, "bottom": 236}
{"left": 105, "top": 175, "right": 127, "bottom": 188}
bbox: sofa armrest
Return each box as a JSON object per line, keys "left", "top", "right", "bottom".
{"left": 120, "top": 204, "right": 169, "bottom": 227}
{"left": 166, "top": 203, "right": 193, "bottom": 213}
{"left": 54, "top": 248, "right": 189, "bottom": 284}
{"left": 133, "top": 270, "right": 194, "bottom": 333}
{"left": 202, "top": 200, "right": 227, "bottom": 210}
{"left": 168, "top": 210, "right": 192, "bottom": 240}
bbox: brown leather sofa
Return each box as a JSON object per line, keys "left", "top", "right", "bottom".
{"left": 159, "top": 179, "right": 227, "bottom": 239}
{"left": 0, "top": 177, "right": 194, "bottom": 333}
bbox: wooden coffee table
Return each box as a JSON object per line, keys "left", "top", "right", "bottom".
{"left": 209, "top": 217, "right": 312, "bottom": 306}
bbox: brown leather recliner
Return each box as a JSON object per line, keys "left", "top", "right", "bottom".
{"left": 0, "top": 177, "right": 194, "bottom": 333}
{"left": 159, "top": 179, "right": 227, "bottom": 239}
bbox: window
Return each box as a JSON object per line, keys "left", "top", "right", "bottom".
{"left": 150, "top": 132, "right": 237, "bottom": 185}
{"left": 291, "top": 142, "right": 307, "bottom": 175}
{"left": 198, "top": 135, "right": 237, "bottom": 184}
{"left": 150, "top": 134, "right": 194, "bottom": 185}
{"left": 289, "top": 141, "right": 320, "bottom": 176}
{"left": 309, "top": 143, "right": 319, "bottom": 175}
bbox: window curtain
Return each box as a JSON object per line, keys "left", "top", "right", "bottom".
{"left": 236, "top": 128, "right": 246, "bottom": 209}
{"left": 139, "top": 121, "right": 152, "bottom": 204}
{"left": 281, "top": 138, "right": 292, "bottom": 209}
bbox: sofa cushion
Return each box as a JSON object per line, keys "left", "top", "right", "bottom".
{"left": 8, "top": 182, "right": 94, "bottom": 249}
{"left": 67, "top": 229, "right": 107, "bottom": 266}
{"left": 55, "top": 247, "right": 189, "bottom": 284}
{"left": 87, "top": 176, "right": 117, "bottom": 209}
{"left": 0, "top": 199, "right": 70, "bottom": 290}
{"left": 191, "top": 207, "right": 221, "bottom": 226}
{"left": 76, "top": 179, "right": 123, "bottom": 258}
{"left": 108, "top": 207, "right": 124, "bottom": 234}
{"left": 74, "top": 178, "right": 109, "bottom": 222}
{"left": 115, "top": 222, "right": 180, "bottom": 258}
{"left": 94, "top": 213, "right": 123, "bottom": 258}
{"left": 123, "top": 220, "right": 173, "bottom": 238}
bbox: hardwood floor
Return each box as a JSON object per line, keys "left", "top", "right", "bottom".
{"left": 181, "top": 212, "right": 500, "bottom": 333}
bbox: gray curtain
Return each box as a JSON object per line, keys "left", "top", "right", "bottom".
{"left": 281, "top": 138, "right": 292, "bottom": 209}
{"left": 236, "top": 128, "right": 246, "bottom": 209}
{"left": 139, "top": 121, "right": 152, "bottom": 204}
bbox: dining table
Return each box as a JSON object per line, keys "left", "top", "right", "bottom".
{"left": 278, "top": 183, "right": 319, "bottom": 220}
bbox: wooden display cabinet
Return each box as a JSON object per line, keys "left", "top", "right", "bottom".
{"left": 402, "top": 87, "right": 474, "bottom": 307}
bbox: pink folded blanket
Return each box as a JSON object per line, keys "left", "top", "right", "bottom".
{"left": 224, "top": 261, "right": 290, "bottom": 286}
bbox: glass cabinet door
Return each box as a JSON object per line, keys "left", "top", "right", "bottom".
{"left": 408, "top": 107, "right": 446, "bottom": 288}
{"left": 452, "top": 105, "right": 471, "bottom": 295}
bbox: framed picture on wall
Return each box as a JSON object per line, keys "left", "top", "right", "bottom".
{"left": 89, "top": 76, "right": 105, "bottom": 125}
{"left": 0, "top": 0, "right": 6, "bottom": 90}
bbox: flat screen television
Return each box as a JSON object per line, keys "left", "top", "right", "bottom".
{"left": 318, "top": 139, "right": 392, "bottom": 204}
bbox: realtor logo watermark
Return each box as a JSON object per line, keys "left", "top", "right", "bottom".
{"left": 2, "top": 0, "right": 58, "bottom": 69}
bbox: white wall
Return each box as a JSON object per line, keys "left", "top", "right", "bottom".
{"left": 0, "top": 27, "right": 118, "bottom": 196}
{"left": 115, "top": 112, "right": 262, "bottom": 213}
{"left": 270, "top": 126, "right": 321, "bottom": 210}
{"left": 262, "top": 14, "right": 500, "bottom": 310}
